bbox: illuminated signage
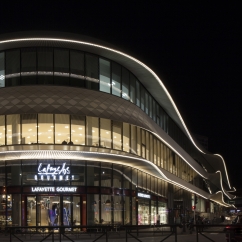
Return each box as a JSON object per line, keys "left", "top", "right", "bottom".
{"left": 137, "top": 193, "right": 151, "bottom": 199}
{"left": 28, "top": 163, "right": 79, "bottom": 181}
{"left": 31, "top": 187, "right": 77, "bottom": 192}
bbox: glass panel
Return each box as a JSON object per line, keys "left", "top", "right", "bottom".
{"left": 122, "top": 67, "right": 130, "bottom": 100}
{"left": 149, "top": 134, "right": 153, "bottom": 163}
{"left": 87, "top": 161, "right": 100, "bottom": 186}
{"left": 136, "top": 80, "right": 140, "bottom": 107}
{"left": 0, "top": 115, "right": 5, "bottom": 146}
{"left": 37, "top": 47, "right": 53, "bottom": 84}
{"left": 158, "top": 201, "right": 167, "bottom": 224}
{"left": 154, "top": 138, "right": 157, "bottom": 165}
{"left": 27, "top": 196, "right": 36, "bottom": 226}
{"left": 111, "top": 62, "right": 121, "bottom": 96}
{"left": 113, "top": 121, "right": 122, "bottom": 150}
{"left": 39, "top": 195, "right": 60, "bottom": 226}
{"left": 6, "top": 114, "right": 20, "bottom": 145}
{"left": 151, "top": 200, "right": 156, "bottom": 225}
{"left": 22, "top": 159, "right": 38, "bottom": 185}
{"left": 54, "top": 49, "right": 69, "bottom": 85}
{"left": 101, "top": 194, "right": 111, "bottom": 224}
{"left": 113, "top": 164, "right": 122, "bottom": 188}
{"left": 145, "top": 91, "right": 149, "bottom": 115}
{"left": 123, "top": 166, "right": 131, "bottom": 189}
{"left": 86, "top": 117, "right": 99, "bottom": 146}
{"left": 73, "top": 196, "right": 81, "bottom": 226}
{"left": 130, "top": 125, "right": 137, "bottom": 154}
{"left": 113, "top": 195, "right": 122, "bottom": 224}
{"left": 138, "top": 198, "right": 150, "bottom": 225}
{"left": 130, "top": 74, "right": 136, "bottom": 103}
{"left": 101, "top": 163, "right": 112, "bottom": 187}
{"left": 55, "top": 114, "right": 70, "bottom": 144}
{"left": 0, "top": 164, "right": 5, "bottom": 186}
{"left": 71, "top": 115, "right": 85, "bottom": 145}
{"left": 124, "top": 196, "right": 130, "bottom": 225}
{"left": 141, "top": 85, "right": 145, "bottom": 111}
{"left": 5, "top": 49, "right": 20, "bottom": 86}
{"left": 22, "top": 114, "right": 37, "bottom": 144}
{"left": 149, "top": 95, "right": 152, "bottom": 118}
{"left": 70, "top": 50, "right": 85, "bottom": 87}
{"left": 6, "top": 160, "right": 21, "bottom": 185}
{"left": 99, "top": 58, "right": 110, "bottom": 93}
{"left": 21, "top": 48, "right": 37, "bottom": 85}
{"left": 132, "top": 168, "right": 137, "bottom": 190}
{"left": 153, "top": 100, "right": 156, "bottom": 121}
{"left": 63, "top": 196, "right": 71, "bottom": 226}
{"left": 87, "top": 194, "right": 99, "bottom": 225}
{"left": 85, "top": 54, "right": 99, "bottom": 90}
{"left": 132, "top": 197, "right": 136, "bottom": 225}
{"left": 38, "top": 114, "right": 54, "bottom": 144}
{"left": 137, "top": 127, "right": 141, "bottom": 156}
{"left": 71, "top": 160, "right": 85, "bottom": 186}
{"left": 0, "top": 52, "right": 5, "bottom": 88}
{"left": 100, "top": 118, "right": 111, "bottom": 148}
{"left": 10, "top": 194, "right": 21, "bottom": 226}
{"left": 123, "top": 123, "right": 130, "bottom": 152}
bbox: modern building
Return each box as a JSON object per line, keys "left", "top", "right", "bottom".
{"left": 0, "top": 32, "right": 235, "bottom": 228}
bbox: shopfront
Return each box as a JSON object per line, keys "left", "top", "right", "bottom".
{"left": 0, "top": 159, "right": 168, "bottom": 228}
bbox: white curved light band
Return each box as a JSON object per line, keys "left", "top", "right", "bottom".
{"left": 0, "top": 37, "right": 232, "bottom": 190}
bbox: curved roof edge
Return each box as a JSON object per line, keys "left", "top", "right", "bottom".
{"left": 0, "top": 31, "right": 232, "bottom": 191}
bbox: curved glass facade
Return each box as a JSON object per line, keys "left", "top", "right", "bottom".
{"left": 0, "top": 113, "right": 201, "bottom": 187}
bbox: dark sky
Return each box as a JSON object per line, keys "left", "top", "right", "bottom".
{"left": 1, "top": 2, "right": 241, "bottom": 188}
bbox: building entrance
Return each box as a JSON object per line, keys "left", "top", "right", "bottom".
{"left": 26, "top": 195, "right": 81, "bottom": 227}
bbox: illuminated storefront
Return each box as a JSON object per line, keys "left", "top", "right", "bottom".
{"left": 0, "top": 32, "right": 234, "bottom": 228}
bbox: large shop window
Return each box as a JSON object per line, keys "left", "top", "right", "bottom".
{"left": 22, "top": 114, "right": 37, "bottom": 144}
{"left": 100, "top": 118, "right": 111, "bottom": 148}
{"left": 6, "top": 115, "right": 20, "bottom": 145}
{"left": 0, "top": 115, "right": 5, "bottom": 146}
{"left": 113, "top": 121, "right": 122, "bottom": 150}
{"left": 111, "top": 62, "right": 121, "bottom": 97}
{"left": 85, "top": 54, "right": 99, "bottom": 90}
{"left": 71, "top": 115, "right": 85, "bottom": 145}
{"left": 55, "top": 114, "right": 70, "bottom": 144}
{"left": 122, "top": 67, "right": 130, "bottom": 100}
{"left": 86, "top": 117, "right": 99, "bottom": 146}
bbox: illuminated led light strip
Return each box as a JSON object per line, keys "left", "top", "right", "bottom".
{"left": 215, "top": 171, "right": 234, "bottom": 199}
{"left": 214, "top": 191, "right": 231, "bottom": 207}
{"left": 0, "top": 149, "right": 209, "bottom": 200}
{"left": 214, "top": 154, "right": 231, "bottom": 189}
{"left": 0, "top": 38, "right": 232, "bottom": 190}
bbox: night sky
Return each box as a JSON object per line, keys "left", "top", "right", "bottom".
{"left": 1, "top": 2, "right": 241, "bottom": 188}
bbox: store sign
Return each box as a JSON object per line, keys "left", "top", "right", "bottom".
{"left": 31, "top": 163, "right": 78, "bottom": 181}
{"left": 31, "top": 187, "right": 77, "bottom": 192}
{"left": 137, "top": 192, "right": 151, "bottom": 199}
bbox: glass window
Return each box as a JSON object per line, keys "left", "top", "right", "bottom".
{"left": 22, "top": 159, "right": 38, "bottom": 185}
{"left": 132, "top": 197, "right": 136, "bottom": 225}
{"left": 149, "top": 95, "right": 152, "bottom": 118}
{"left": 5, "top": 49, "right": 20, "bottom": 86}
{"left": 6, "top": 114, "right": 20, "bottom": 145}
{"left": 71, "top": 160, "right": 86, "bottom": 186}
{"left": 122, "top": 67, "right": 130, "bottom": 100}
{"left": 136, "top": 80, "right": 140, "bottom": 107}
{"left": 0, "top": 52, "right": 5, "bottom": 88}
{"left": 146, "top": 131, "right": 150, "bottom": 160}
{"left": 157, "top": 140, "right": 160, "bottom": 167}
{"left": 141, "top": 85, "right": 145, "bottom": 111}
{"left": 71, "top": 115, "right": 85, "bottom": 145}
{"left": 145, "top": 91, "right": 149, "bottom": 115}
{"left": 130, "top": 74, "right": 136, "bottom": 103}
{"left": 154, "top": 138, "right": 157, "bottom": 165}
{"left": 85, "top": 54, "right": 99, "bottom": 90}
{"left": 113, "top": 164, "right": 122, "bottom": 188}
{"left": 70, "top": 50, "right": 85, "bottom": 87}
{"left": 130, "top": 125, "right": 137, "bottom": 154}
{"left": 21, "top": 48, "right": 37, "bottom": 85}
{"left": 87, "top": 161, "right": 100, "bottom": 186}
{"left": 21, "top": 114, "right": 37, "bottom": 144}
{"left": 124, "top": 196, "right": 130, "bottom": 225}
{"left": 87, "top": 194, "right": 99, "bottom": 225}
{"left": 100, "top": 118, "right": 111, "bottom": 148}
{"left": 123, "top": 166, "right": 131, "bottom": 189}
{"left": 153, "top": 100, "right": 156, "bottom": 121}
{"left": 132, "top": 168, "right": 138, "bottom": 189}
{"left": 149, "top": 134, "right": 153, "bottom": 163}
{"left": 101, "top": 163, "right": 112, "bottom": 187}
{"left": 113, "top": 121, "right": 122, "bottom": 150}
{"left": 113, "top": 195, "right": 122, "bottom": 224}
{"left": 55, "top": 114, "right": 70, "bottom": 144}
{"left": 86, "top": 117, "right": 99, "bottom": 146}
{"left": 6, "top": 160, "right": 21, "bottom": 185}
{"left": 137, "top": 127, "right": 141, "bottom": 156}
{"left": 123, "top": 123, "right": 130, "bottom": 152}
{"left": 37, "top": 47, "right": 53, "bottom": 84}
{"left": 101, "top": 194, "right": 111, "bottom": 223}
{"left": 54, "top": 49, "right": 69, "bottom": 85}
{"left": 111, "top": 62, "right": 121, "bottom": 97}
{"left": 0, "top": 115, "right": 5, "bottom": 146}
{"left": 99, "top": 58, "right": 110, "bottom": 93}
{"left": 38, "top": 114, "right": 54, "bottom": 144}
